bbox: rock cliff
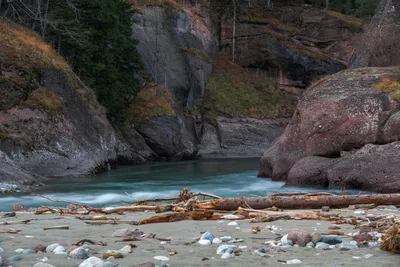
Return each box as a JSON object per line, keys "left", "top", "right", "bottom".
{"left": 0, "top": 21, "right": 116, "bottom": 185}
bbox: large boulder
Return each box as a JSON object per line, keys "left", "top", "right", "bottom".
{"left": 137, "top": 115, "right": 197, "bottom": 160}
{"left": 258, "top": 67, "right": 400, "bottom": 192}
{"left": 198, "top": 117, "right": 288, "bottom": 158}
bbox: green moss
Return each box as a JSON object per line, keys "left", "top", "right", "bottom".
{"left": 0, "top": 132, "right": 9, "bottom": 139}
{"left": 191, "top": 55, "right": 296, "bottom": 119}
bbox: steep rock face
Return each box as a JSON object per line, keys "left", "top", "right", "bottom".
{"left": 350, "top": 0, "right": 400, "bottom": 68}
{"left": 0, "top": 71, "right": 116, "bottom": 182}
{"left": 223, "top": 7, "right": 361, "bottom": 88}
{"left": 137, "top": 115, "right": 197, "bottom": 160}
{"left": 132, "top": 6, "right": 217, "bottom": 108}
{"left": 258, "top": 67, "right": 400, "bottom": 192}
{"left": 198, "top": 117, "right": 288, "bottom": 158}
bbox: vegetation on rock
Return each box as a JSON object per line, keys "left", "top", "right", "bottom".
{"left": 375, "top": 77, "right": 400, "bottom": 102}
{"left": 190, "top": 55, "right": 297, "bottom": 119}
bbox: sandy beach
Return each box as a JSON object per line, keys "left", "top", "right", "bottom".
{"left": 0, "top": 206, "right": 399, "bottom": 267}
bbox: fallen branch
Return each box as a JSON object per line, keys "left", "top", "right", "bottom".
{"left": 85, "top": 220, "right": 139, "bottom": 226}
{"left": 0, "top": 229, "right": 21, "bottom": 233}
{"left": 0, "top": 219, "right": 31, "bottom": 225}
{"left": 43, "top": 225, "right": 69, "bottom": 230}
{"left": 195, "top": 193, "right": 400, "bottom": 210}
{"left": 73, "top": 239, "right": 107, "bottom": 246}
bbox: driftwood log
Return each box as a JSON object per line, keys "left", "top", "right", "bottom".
{"left": 195, "top": 193, "right": 400, "bottom": 210}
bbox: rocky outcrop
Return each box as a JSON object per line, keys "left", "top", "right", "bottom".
{"left": 198, "top": 117, "right": 288, "bottom": 158}
{"left": 132, "top": 5, "right": 218, "bottom": 108}
{"left": 349, "top": 0, "right": 400, "bottom": 68}
{"left": 258, "top": 67, "right": 400, "bottom": 192}
{"left": 223, "top": 6, "right": 361, "bottom": 88}
{"left": 0, "top": 71, "right": 116, "bottom": 183}
{"left": 137, "top": 116, "right": 197, "bottom": 160}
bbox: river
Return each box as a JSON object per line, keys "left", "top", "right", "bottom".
{"left": 0, "top": 159, "right": 364, "bottom": 211}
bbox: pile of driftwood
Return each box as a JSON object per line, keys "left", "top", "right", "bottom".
{"left": 30, "top": 188, "right": 400, "bottom": 254}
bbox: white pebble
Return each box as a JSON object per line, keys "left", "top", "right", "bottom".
{"left": 78, "top": 256, "right": 104, "bottom": 267}
{"left": 221, "top": 252, "right": 235, "bottom": 259}
{"left": 198, "top": 239, "right": 212, "bottom": 245}
{"left": 154, "top": 256, "right": 170, "bottom": 261}
{"left": 227, "top": 221, "right": 238, "bottom": 226}
{"left": 41, "top": 257, "right": 48, "bottom": 262}
{"left": 281, "top": 234, "right": 289, "bottom": 243}
{"left": 352, "top": 256, "right": 361, "bottom": 259}
{"left": 220, "top": 236, "right": 232, "bottom": 242}
{"left": 286, "top": 259, "right": 302, "bottom": 264}
{"left": 24, "top": 235, "right": 34, "bottom": 238}
{"left": 363, "top": 254, "right": 374, "bottom": 259}
{"left": 212, "top": 238, "right": 222, "bottom": 244}
{"left": 235, "top": 227, "right": 241, "bottom": 230}
{"left": 53, "top": 246, "right": 66, "bottom": 254}
{"left": 238, "top": 245, "right": 247, "bottom": 250}
{"left": 15, "top": 248, "right": 24, "bottom": 253}
{"left": 160, "top": 241, "right": 167, "bottom": 245}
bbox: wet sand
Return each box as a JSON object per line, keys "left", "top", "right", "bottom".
{"left": 0, "top": 207, "right": 399, "bottom": 267}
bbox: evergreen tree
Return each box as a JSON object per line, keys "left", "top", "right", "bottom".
{"left": 59, "top": 0, "right": 143, "bottom": 123}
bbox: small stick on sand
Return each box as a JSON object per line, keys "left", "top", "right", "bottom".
{"left": 0, "top": 229, "right": 21, "bottom": 233}
{"left": 43, "top": 225, "right": 69, "bottom": 230}
{"left": 0, "top": 219, "right": 31, "bottom": 225}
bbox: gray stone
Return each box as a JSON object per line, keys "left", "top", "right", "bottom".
{"left": 339, "top": 243, "right": 359, "bottom": 251}
{"left": 8, "top": 255, "right": 22, "bottom": 261}
{"left": 33, "top": 263, "right": 56, "bottom": 267}
{"left": 315, "top": 242, "right": 331, "bottom": 250}
{"left": 200, "top": 232, "right": 215, "bottom": 241}
{"left": 46, "top": 244, "right": 60, "bottom": 253}
{"left": 78, "top": 256, "right": 104, "bottom": 267}
{"left": 319, "top": 236, "right": 342, "bottom": 245}
{"left": 22, "top": 249, "right": 36, "bottom": 254}
{"left": 70, "top": 247, "right": 90, "bottom": 260}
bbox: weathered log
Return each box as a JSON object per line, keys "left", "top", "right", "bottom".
{"left": 195, "top": 194, "right": 400, "bottom": 210}
{"left": 85, "top": 220, "right": 139, "bottom": 226}
{"left": 139, "top": 211, "right": 217, "bottom": 224}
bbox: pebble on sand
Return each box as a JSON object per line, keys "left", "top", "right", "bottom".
{"left": 154, "top": 256, "right": 170, "bottom": 261}
{"left": 200, "top": 232, "right": 215, "bottom": 241}
{"left": 70, "top": 247, "right": 91, "bottom": 259}
{"left": 227, "top": 221, "right": 238, "bottom": 226}
{"left": 111, "top": 229, "right": 133, "bottom": 237}
{"left": 34, "top": 244, "right": 47, "bottom": 253}
{"left": 8, "top": 255, "right": 22, "bottom": 261}
{"left": 198, "top": 239, "right": 212, "bottom": 245}
{"left": 33, "top": 263, "right": 56, "bottom": 267}
{"left": 286, "top": 259, "right": 302, "bottom": 264}
{"left": 46, "top": 243, "right": 60, "bottom": 253}
{"left": 287, "top": 230, "right": 311, "bottom": 246}
{"left": 79, "top": 256, "right": 104, "bottom": 267}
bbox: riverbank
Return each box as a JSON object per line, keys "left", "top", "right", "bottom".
{"left": 0, "top": 206, "right": 398, "bottom": 267}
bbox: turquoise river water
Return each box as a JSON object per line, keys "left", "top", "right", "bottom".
{"left": 0, "top": 159, "right": 365, "bottom": 211}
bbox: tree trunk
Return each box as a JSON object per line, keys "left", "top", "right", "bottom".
{"left": 195, "top": 193, "right": 400, "bottom": 210}
{"left": 231, "top": 0, "right": 236, "bottom": 63}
